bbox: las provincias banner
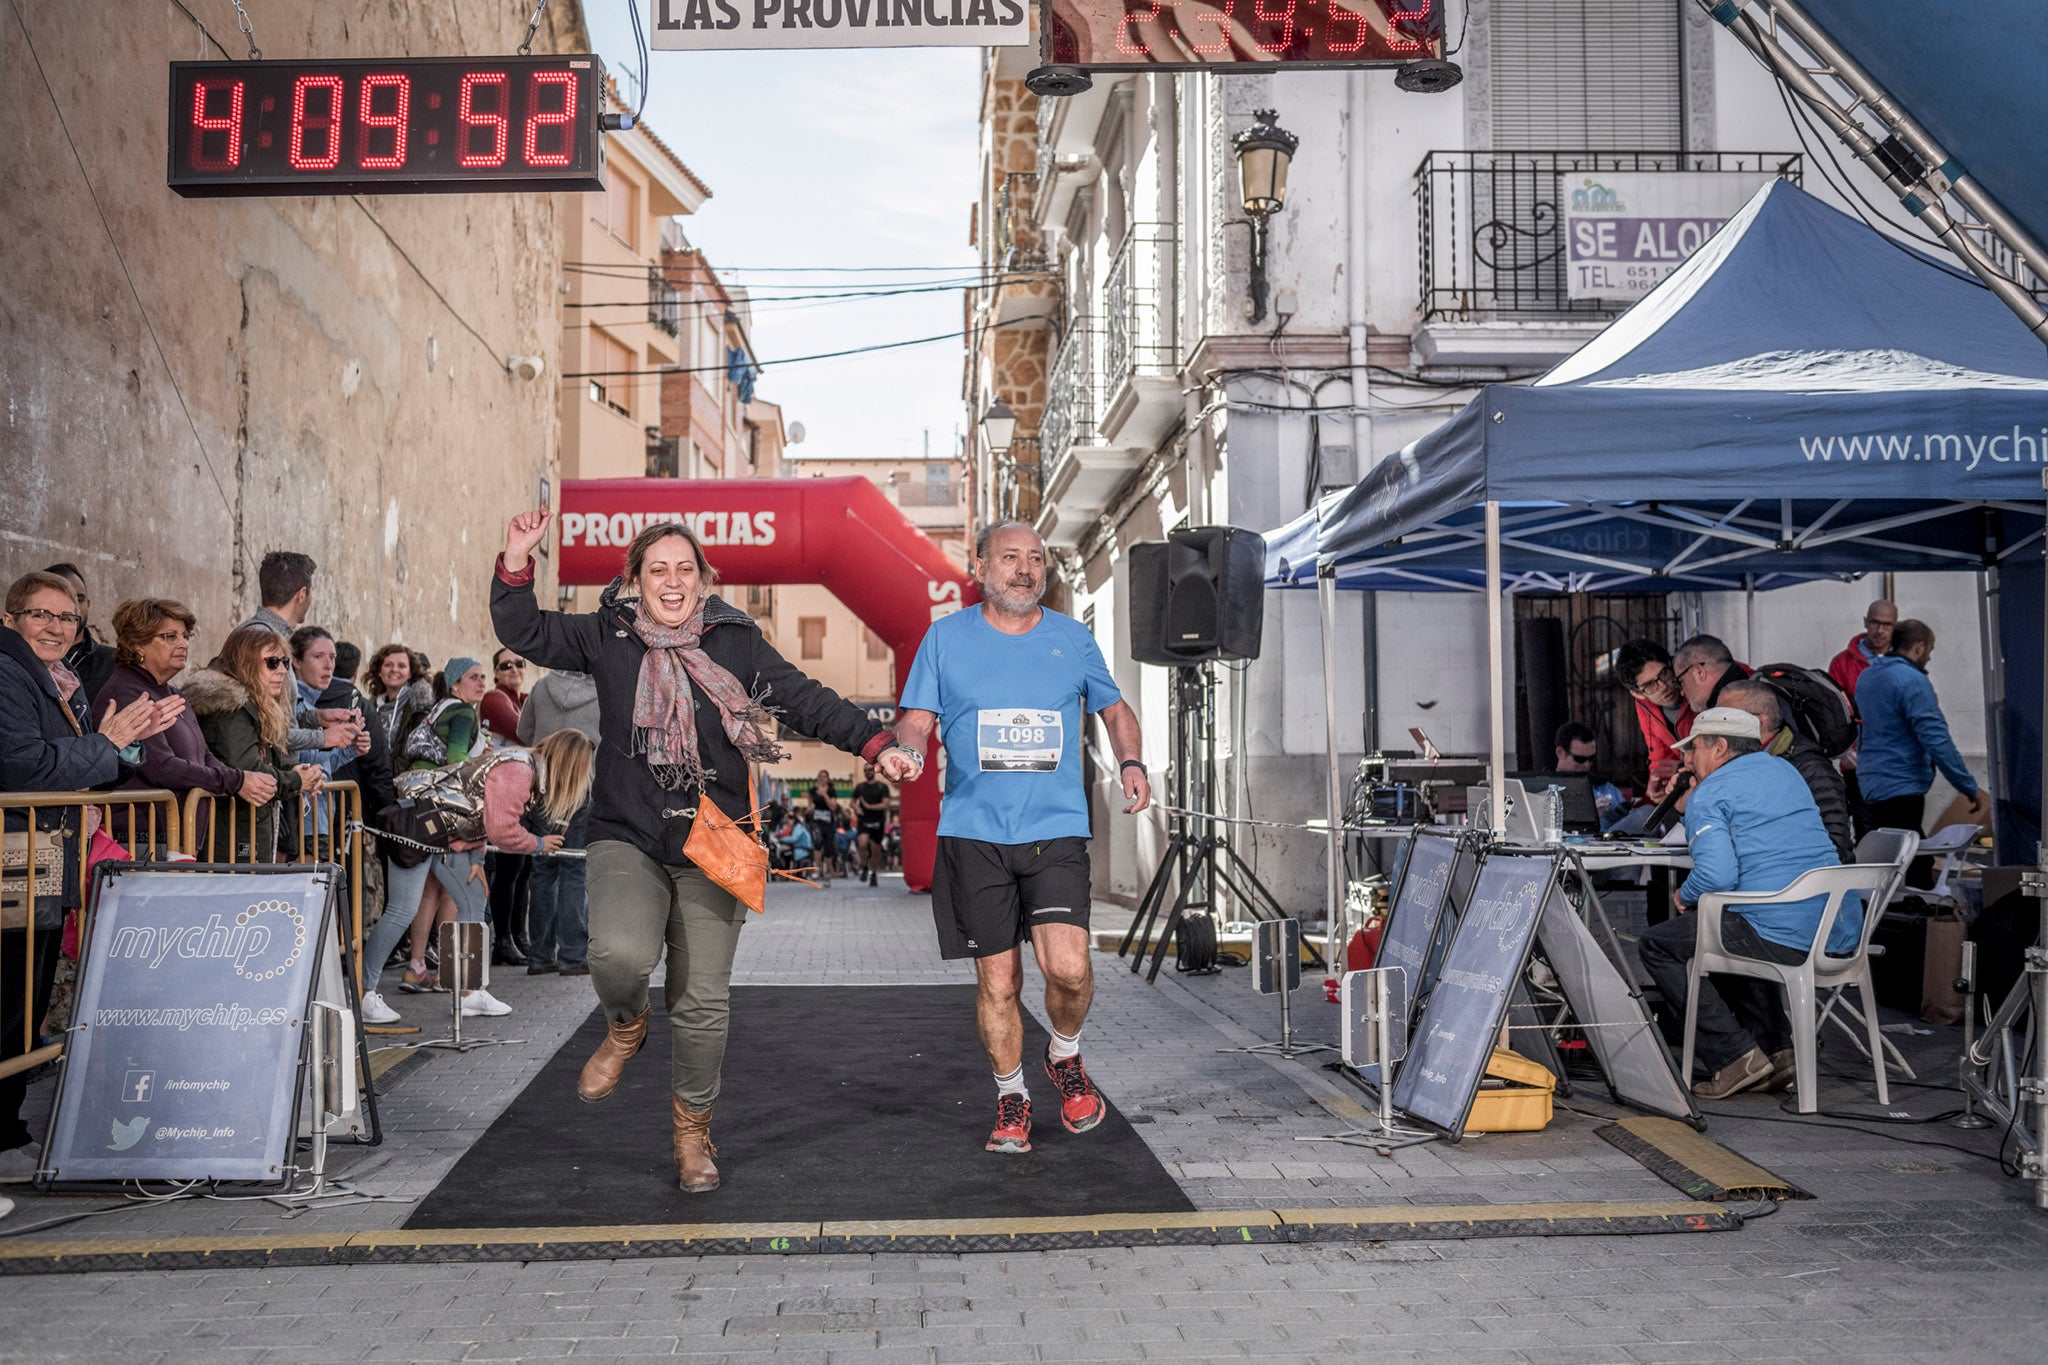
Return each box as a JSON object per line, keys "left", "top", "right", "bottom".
{"left": 650, "top": 0, "right": 1029, "bottom": 49}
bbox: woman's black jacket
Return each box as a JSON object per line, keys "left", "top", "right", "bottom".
{"left": 490, "top": 561, "right": 888, "bottom": 867}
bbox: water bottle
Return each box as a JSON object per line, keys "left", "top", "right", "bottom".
{"left": 1537, "top": 785, "right": 1564, "bottom": 845}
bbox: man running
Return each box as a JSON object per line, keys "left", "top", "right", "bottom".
{"left": 892, "top": 521, "right": 1150, "bottom": 1154}
{"left": 852, "top": 761, "right": 892, "bottom": 887}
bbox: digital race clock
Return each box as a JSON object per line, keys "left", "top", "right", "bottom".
{"left": 167, "top": 55, "right": 608, "bottom": 198}
{"left": 1043, "top": 0, "right": 1440, "bottom": 69}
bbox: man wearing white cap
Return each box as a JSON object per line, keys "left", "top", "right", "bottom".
{"left": 1637, "top": 706, "right": 1858, "bottom": 1100}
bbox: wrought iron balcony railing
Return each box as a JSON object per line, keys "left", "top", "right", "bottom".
{"left": 1414, "top": 150, "right": 1803, "bottom": 323}
{"left": 1104, "top": 226, "right": 1175, "bottom": 387}
{"left": 997, "top": 172, "right": 1048, "bottom": 272}
{"left": 1040, "top": 324, "right": 1103, "bottom": 466}
{"left": 994, "top": 439, "right": 1043, "bottom": 524}
{"left": 648, "top": 267, "right": 683, "bottom": 337}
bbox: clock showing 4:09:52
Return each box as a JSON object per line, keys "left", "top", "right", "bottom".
{"left": 1046, "top": 0, "right": 1440, "bottom": 67}
{"left": 167, "top": 55, "right": 608, "bottom": 197}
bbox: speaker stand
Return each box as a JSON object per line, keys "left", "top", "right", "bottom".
{"left": 1116, "top": 664, "right": 1325, "bottom": 983}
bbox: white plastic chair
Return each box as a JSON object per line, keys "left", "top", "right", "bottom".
{"left": 1916, "top": 823, "right": 1983, "bottom": 905}
{"left": 1681, "top": 862, "right": 1895, "bottom": 1114}
{"left": 1826, "top": 829, "right": 1925, "bottom": 1083}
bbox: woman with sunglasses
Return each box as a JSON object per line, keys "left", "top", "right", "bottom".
{"left": 183, "top": 626, "right": 327, "bottom": 861}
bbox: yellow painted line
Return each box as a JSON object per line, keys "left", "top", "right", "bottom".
{"left": 1273, "top": 1201, "right": 1726, "bottom": 1226}
{"left": 0, "top": 1201, "right": 1733, "bottom": 1267}
{"left": 0, "top": 1231, "right": 352, "bottom": 1261}
{"left": 1315, "top": 1095, "right": 1371, "bottom": 1121}
{"left": 366, "top": 1046, "right": 418, "bottom": 1080}
{"left": 350, "top": 1222, "right": 822, "bottom": 1247}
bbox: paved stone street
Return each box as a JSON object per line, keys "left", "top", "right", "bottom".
{"left": 2, "top": 874, "right": 2046, "bottom": 1362}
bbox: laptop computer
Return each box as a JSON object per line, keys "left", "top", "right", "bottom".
{"left": 1508, "top": 772, "right": 1600, "bottom": 833}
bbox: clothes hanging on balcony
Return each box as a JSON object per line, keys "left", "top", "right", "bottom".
{"left": 726, "top": 347, "right": 757, "bottom": 406}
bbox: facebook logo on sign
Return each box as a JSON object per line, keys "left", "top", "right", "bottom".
{"left": 123, "top": 1070, "right": 155, "bottom": 1105}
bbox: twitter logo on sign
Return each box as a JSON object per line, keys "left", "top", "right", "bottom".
{"left": 109, "top": 1117, "right": 148, "bottom": 1151}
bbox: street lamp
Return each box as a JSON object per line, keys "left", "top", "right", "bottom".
{"left": 1232, "top": 109, "right": 1298, "bottom": 325}
{"left": 980, "top": 399, "right": 1017, "bottom": 456}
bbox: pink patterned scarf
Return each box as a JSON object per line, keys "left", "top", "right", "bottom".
{"left": 628, "top": 600, "right": 785, "bottom": 791}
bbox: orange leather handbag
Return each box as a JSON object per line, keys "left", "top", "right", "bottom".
{"left": 682, "top": 770, "right": 769, "bottom": 914}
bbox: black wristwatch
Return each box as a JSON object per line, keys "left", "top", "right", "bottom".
{"left": 1119, "top": 759, "right": 1147, "bottom": 776}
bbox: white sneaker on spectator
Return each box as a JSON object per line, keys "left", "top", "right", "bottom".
{"left": 359, "top": 991, "right": 400, "bottom": 1025}
{"left": 0, "top": 1144, "right": 42, "bottom": 1184}
{"left": 460, "top": 989, "right": 512, "bottom": 1018}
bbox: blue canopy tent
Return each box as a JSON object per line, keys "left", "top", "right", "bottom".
{"left": 1266, "top": 180, "right": 2048, "bottom": 894}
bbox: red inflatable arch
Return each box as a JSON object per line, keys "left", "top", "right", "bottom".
{"left": 557, "top": 477, "right": 979, "bottom": 892}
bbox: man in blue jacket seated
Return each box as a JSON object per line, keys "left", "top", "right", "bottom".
{"left": 1638, "top": 706, "right": 1857, "bottom": 1100}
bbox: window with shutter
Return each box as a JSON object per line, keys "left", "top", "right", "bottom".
{"left": 1491, "top": 1, "right": 1682, "bottom": 151}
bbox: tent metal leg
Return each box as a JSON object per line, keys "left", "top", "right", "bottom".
{"left": 1485, "top": 500, "right": 1507, "bottom": 833}
{"left": 1979, "top": 565, "right": 2008, "bottom": 825}
{"left": 1319, "top": 567, "right": 1346, "bottom": 956}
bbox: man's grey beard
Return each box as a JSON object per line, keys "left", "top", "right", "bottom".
{"left": 981, "top": 577, "right": 1045, "bottom": 616}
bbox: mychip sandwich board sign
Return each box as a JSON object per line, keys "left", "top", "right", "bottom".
{"left": 1391, "top": 850, "right": 1559, "bottom": 1140}
{"left": 1357, "top": 827, "right": 1471, "bottom": 1086}
{"left": 40, "top": 864, "right": 340, "bottom": 1188}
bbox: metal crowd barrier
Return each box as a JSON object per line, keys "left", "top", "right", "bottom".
{"left": 1, "top": 789, "right": 182, "bottom": 1086}
{"left": 181, "top": 781, "right": 366, "bottom": 993}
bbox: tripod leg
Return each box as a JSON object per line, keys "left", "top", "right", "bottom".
{"left": 1146, "top": 866, "right": 1203, "bottom": 983}
{"left": 1121, "top": 838, "right": 1181, "bottom": 963}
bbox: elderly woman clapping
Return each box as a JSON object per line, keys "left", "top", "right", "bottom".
{"left": 0, "top": 570, "right": 180, "bottom": 1167}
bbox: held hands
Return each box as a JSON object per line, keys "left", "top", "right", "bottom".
{"left": 876, "top": 745, "right": 922, "bottom": 782}
{"left": 1121, "top": 765, "right": 1152, "bottom": 816}
{"left": 238, "top": 770, "right": 279, "bottom": 805}
{"left": 294, "top": 763, "right": 325, "bottom": 795}
{"left": 504, "top": 507, "right": 552, "bottom": 573}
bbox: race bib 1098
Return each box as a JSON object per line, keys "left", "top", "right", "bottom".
{"left": 977, "top": 709, "right": 1062, "bottom": 772}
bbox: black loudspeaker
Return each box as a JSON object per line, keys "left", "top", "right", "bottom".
{"left": 1516, "top": 616, "right": 1569, "bottom": 769}
{"left": 1129, "top": 527, "right": 1266, "bottom": 665}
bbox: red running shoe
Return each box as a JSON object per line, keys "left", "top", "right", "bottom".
{"left": 1043, "top": 1050, "right": 1107, "bottom": 1134}
{"left": 986, "top": 1093, "right": 1032, "bottom": 1153}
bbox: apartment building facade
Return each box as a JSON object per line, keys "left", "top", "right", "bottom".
{"left": 963, "top": 1, "right": 1992, "bottom": 909}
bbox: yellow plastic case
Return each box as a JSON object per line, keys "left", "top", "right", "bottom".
{"left": 1464, "top": 1047, "right": 1556, "bottom": 1133}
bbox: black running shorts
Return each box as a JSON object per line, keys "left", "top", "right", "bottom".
{"left": 930, "top": 835, "right": 1092, "bottom": 960}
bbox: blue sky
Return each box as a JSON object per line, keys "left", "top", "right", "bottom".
{"left": 584, "top": 10, "right": 981, "bottom": 463}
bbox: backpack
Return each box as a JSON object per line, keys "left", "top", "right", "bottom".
{"left": 1754, "top": 662, "right": 1859, "bottom": 759}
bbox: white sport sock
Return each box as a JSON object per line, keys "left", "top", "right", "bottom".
{"left": 1048, "top": 1027, "right": 1081, "bottom": 1061}
{"left": 994, "top": 1066, "right": 1028, "bottom": 1097}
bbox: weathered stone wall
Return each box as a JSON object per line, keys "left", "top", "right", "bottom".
{"left": 0, "top": 1, "right": 585, "bottom": 667}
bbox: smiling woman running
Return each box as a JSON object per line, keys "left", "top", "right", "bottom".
{"left": 490, "top": 508, "right": 921, "bottom": 1193}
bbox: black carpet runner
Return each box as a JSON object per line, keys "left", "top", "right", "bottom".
{"left": 406, "top": 984, "right": 1194, "bottom": 1228}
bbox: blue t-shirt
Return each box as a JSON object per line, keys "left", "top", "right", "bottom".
{"left": 900, "top": 606, "right": 1122, "bottom": 845}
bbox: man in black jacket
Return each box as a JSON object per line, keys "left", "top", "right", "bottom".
{"left": 1720, "top": 680, "right": 1855, "bottom": 864}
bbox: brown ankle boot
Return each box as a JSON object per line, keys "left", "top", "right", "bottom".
{"left": 577, "top": 1008, "right": 648, "bottom": 1103}
{"left": 672, "top": 1096, "right": 720, "bottom": 1193}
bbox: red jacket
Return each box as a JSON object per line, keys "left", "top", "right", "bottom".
{"left": 1634, "top": 694, "right": 1694, "bottom": 777}
{"left": 480, "top": 682, "right": 525, "bottom": 741}
{"left": 1828, "top": 634, "right": 1880, "bottom": 696}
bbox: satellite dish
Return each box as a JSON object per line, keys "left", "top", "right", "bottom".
{"left": 787, "top": 421, "right": 807, "bottom": 445}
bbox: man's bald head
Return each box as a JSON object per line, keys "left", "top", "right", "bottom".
{"left": 1718, "top": 680, "right": 1786, "bottom": 744}
{"left": 1863, "top": 599, "right": 1897, "bottom": 653}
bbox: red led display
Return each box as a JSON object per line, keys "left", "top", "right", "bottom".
{"left": 1047, "top": 0, "right": 1439, "bottom": 68}
{"left": 168, "top": 55, "right": 605, "bottom": 197}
